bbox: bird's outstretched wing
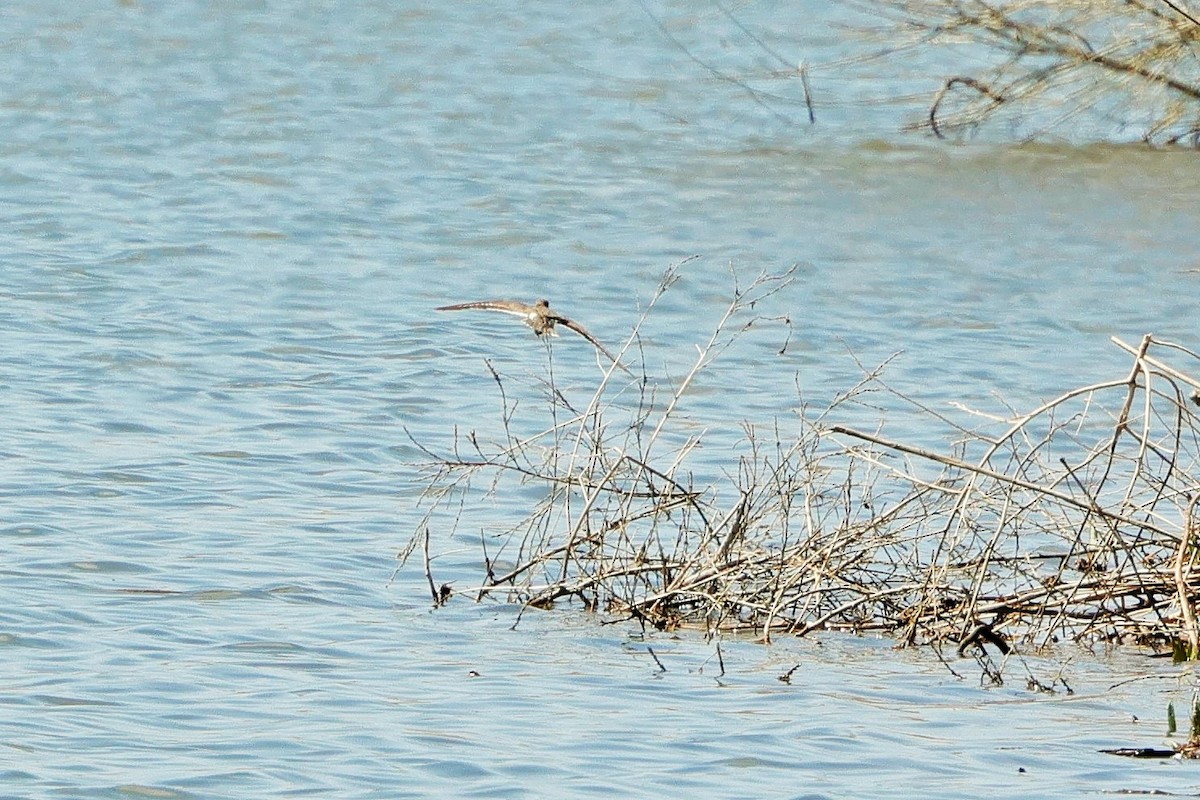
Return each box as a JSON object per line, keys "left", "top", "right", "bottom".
{"left": 550, "top": 314, "right": 632, "bottom": 375}
{"left": 435, "top": 300, "right": 536, "bottom": 317}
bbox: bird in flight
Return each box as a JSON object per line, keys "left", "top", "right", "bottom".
{"left": 435, "top": 298, "right": 629, "bottom": 373}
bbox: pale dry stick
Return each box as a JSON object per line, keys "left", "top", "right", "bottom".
{"left": 392, "top": 518, "right": 426, "bottom": 579}
{"left": 657, "top": 433, "right": 708, "bottom": 498}
{"left": 955, "top": 6, "right": 1180, "bottom": 120}
{"left": 557, "top": 257, "right": 695, "bottom": 468}
{"left": 515, "top": 557, "right": 687, "bottom": 608}
{"left": 651, "top": 552, "right": 758, "bottom": 599}
{"left": 830, "top": 426, "right": 1178, "bottom": 540}
{"left": 642, "top": 267, "right": 797, "bottom": 464}
{"left": 432, "top": 427, "right": 706, "bottom": 537}
{"left": 591, "top": 493, "right": 688, "bottom": 599}
{"left": 855, "top": 0, "right": 1200, "bottom": 142}
{"left": 969, "top": 573, "right": 1117, "bottom": 619}
{"left": 769, "top": 503, "right": 924, "bottom": 638}
{"left": 1070, "top": 588, "right": 1172, "bottom": 642}
{"left": 1038, "top": 551, "right": 1165, "bottom": 646}
{"left": 475, "top": 406, "right": 599, "bottom": 472}
{"left": 402, "top": 460, "right": 478, "bottom": 574}
{"left": 791, "top": 584, "right": 926, "bottom": 638}
{"left": 621, "top": 453, "right": 710, "bottom": 522}
{"left": 957, "top": 476, "right": 1024, "bottom": 631}
{"left": 1058, "top": 29, "right": 1200, "bottom": 101}
{"left": 1174, "top": 493, "right": 1200, "bottom": 657}
{"left": 1013, "top": 57, "right": 1140, "bottom": 144}
{"left": 1052, "top": 445, "right": 1187, "bottom": 538}
{"left": 411, "top": 438, "right": 553, "bottom": 556}
{"left": 710, "top": 566, "right": 780, "bottom": 633}
{"left": 703, "top": 427, "right": 783, "bottom": 563}
{"left": 766, "top": 517, "right": 870, "bottom": 641}
{"left": 573, "top": 270, "right": 794, "bottom": 593}
{"left": 834, "top": 442, "right": 969, "bottom": 499}
{"left": 981, "top": 380, "right": 1133, "bottom": 459}
{"left": 544, "top": 450, "right": 710, "bottom": 594}
{"left": 708, "top": 491, "right": 752, "bottom": 564}
{"left": 479, "top": 538, "right": 590, "bottom": 599}
{"left": 430, "top": 438, "right": 600, "bottom": 494}
{"left": 507, "top": 487, "right": 574, "bottom": 574}
{"left": 1136, "top": 338, "right": 1200, "bottom": 372}
{"left": 839, "top": 410, "right": 1174, "bottom": 644}
{"left": 553, "top": 457, "right": 630, "bottom": 586}
{"left": 1059, "top": 457, "right": 1130, "bottom": 552}
{"left": 1092, "top": 345, "right": 1196, "bottom": 575}
{"left": 1011, "top": 578, "right": 1178, "bottom": 642}
{"left": 879, "top": 375, "right": 1009, "bottom": 440}
{"left": 762, "top": 550, "right": 841, "bottom": 640}
{"left": 1111, "top": 336, "right": 1200, "bottom": 413}
{"left": 638, "top": 585, "right": 777, "bottom": 633}
{"left": 555, "top": 258, "right": 699, "bottom": 585}
{"left": 1027, "top": 455, "right": 1155, "bottom": 645}
{"left": 503, "top": 367, "right": 591, "bottom": 504}
{"left": 718, "top": 549, "right": 800, "bottom": 639}
{"left": 1110, "top": 337, "right": 1160, "bottom": 515}
{"left": 801, "top": 463, "right": 820, "bottom": 558}
{"left": 899, "top": 481, "right": 1016, "bottom": 642}
{"left": 1031, "top": 532, "right": 1124, "bottom": 647}
{"left": 1070, "top": 429, "right": 1180, "bottom": 585}
{"left": 407, "top": 430, "right": 499, "bottom": 511}
{"left": 808, "top": 349, "right": 907, "bottom": 430}
{"left": 645, "top": 313, "right": 739, "bottom": 458}
{"left": 651, "top": 506, "right": 809, "bottom": 621}
{"left": 647, "top": 489, "right": 743, "bottom": 610}
{"left": 732, "top": 452, "right": 809, "bottom": 634}
{"left": 731, "top": 488, "right": 800, "bottom": 638}
{"left": 636, "top": 561, "right": 765, "bottom": 620}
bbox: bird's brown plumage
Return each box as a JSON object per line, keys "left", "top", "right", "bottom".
{"left": 435, "top": 298, "right": 628, "bottom": 373}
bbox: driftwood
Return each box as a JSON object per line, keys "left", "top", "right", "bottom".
{"left": 852, "top": 0, "right": 1200, "bottom": 145}
{"left": 410, "top": 275, "right": 1200, "bottom": 657}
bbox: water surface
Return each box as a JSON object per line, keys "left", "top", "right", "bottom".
{"left": 3, "top": 1, "right": 1200, "bottom": 797}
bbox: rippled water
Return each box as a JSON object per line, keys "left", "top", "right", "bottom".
{"left": 3, "top": 2, "right": 1200, "bottom": 797}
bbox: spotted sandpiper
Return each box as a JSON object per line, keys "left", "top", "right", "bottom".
{"left": 435, "top": 298, "right": 629, "bottom": 373}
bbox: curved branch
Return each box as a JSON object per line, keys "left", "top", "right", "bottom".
{"left": 929, "top": 76, "right": 1006, "bottom": 138}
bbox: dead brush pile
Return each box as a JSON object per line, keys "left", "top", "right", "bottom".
{"left": 410, "top": 272, "right": 1200, "bottom": 655}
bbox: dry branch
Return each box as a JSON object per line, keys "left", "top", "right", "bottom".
{"left": 409, "top": 271, "right": 1200, "bottom": 658}
{"left": 856, "top": 0, "right": 1200, "bottom": 144}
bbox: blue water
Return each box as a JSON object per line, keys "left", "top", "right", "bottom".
{"left": 3, "top": 2, "right": 1200, "bottom": 797}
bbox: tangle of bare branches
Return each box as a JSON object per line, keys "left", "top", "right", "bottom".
{"left": 409, "top": 270, "right": 1200, "bottom": 664}
{"left": 856, "top": 0, "right": 1200, "bottom": 144}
